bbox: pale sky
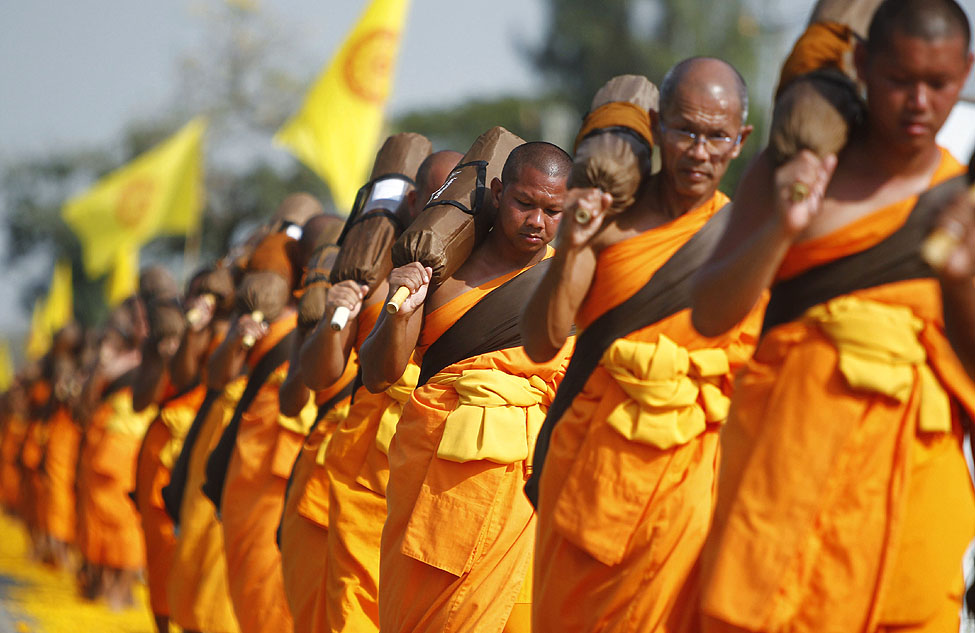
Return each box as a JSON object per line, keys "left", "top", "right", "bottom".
{"left": 0, "top": 0, "right": 973, "bottom": 344}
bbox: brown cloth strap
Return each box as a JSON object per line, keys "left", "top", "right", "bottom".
{"left": 525, "top": 207, "right": 731, "bottom": 507}
{"left": 417, "top": 259, "right": 554, "bottom": 387}
{"left": 574, "top": 102, "right": 654, "bottom": 152}
{"left": 161, "top": 387, "right": 221, "bottom": 525}
{"left": 762, "top": 173, "right": 970, "bottom": 334}
{"left": 201, "top": 330, "right": 297, "bottom": 514}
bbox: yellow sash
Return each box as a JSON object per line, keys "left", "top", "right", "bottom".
{"left": 105, "top": 391, "right": 157, "bottom": 436}
{"left": 804, "top": 295, "right": 950, "bottom": 433}
{"left": 374, "top": 362, "right": 420, "bottom": 455}
{"left": 601, "top": 334, "right": 731, "bottom": 450}
{"left": 431, "top": 368, "right": 555, "bottom": 465}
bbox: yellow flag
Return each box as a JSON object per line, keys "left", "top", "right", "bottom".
{"left": 26, "top": 298, "right": 51, "bottom": 361}
{"left": 42, "top": 260, "right": 73, "bottom": 333}
{"left": 63, "top": 117, "right": 206, "bottom": 278}
{"left": 0, "top": 341, "right": 13, "bottom": 392}
{"left": 275, "top": 0, "right": 410, "bottom": 211}
{"left": 26, "top": 261, "right": 74, "bottom": 360}
{"left": 106, "top": 249, "right": 139, "bottom": 307}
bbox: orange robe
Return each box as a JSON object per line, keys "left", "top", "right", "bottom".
{"left": 19, "top": 418, "right": 47, "bottom": 535}
{"left": 134, "top": 385, "right": 207, "bottom": 618}
{"left": 76, "top": 387, "right": 155, "bottom": 570}
{"left": 279, "top": 361, "right": 355, "bottom": 633}
{"left": 322, "top": 303, "right": 412, "bottom": 633}
{"left": 167, "top": 380, "right": 243, "bottom": 633}
{"left": 532, "top": 192, "right": 763, "bottom": 633}
{"left": 0, "top": 414, "right": 27, "bottom": 515}
{"left": 380, "top": 255, "right": 573, "bottom": 633}
{"left": 221, "top": 313, "right": 311, "bottom": 633}
{"left": 42, "top": 406, "right": 80, "bottom": 544}
{"left": 699, "top": 149, "right": 974, "bottom": 633}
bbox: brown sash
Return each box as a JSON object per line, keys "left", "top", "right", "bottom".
{"left": 418, "top": 258, "right": 553, "bottom": 387}
{"left": 162, "top": 387, "right": 221, "bottom": 525}
{"left": 201, "top": 330, "right": 297, "bottom": 514}
{"left": 525, "top": 208, "right": 731, "bottom": 507}
{"left": 761, "top": 173, "right": 969, "bottom": 333}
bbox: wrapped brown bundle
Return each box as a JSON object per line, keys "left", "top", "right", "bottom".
{"left": 268, "top": 192, "right": 324, "bottom": 239}
{"left": 389, "top": 126, "right": 525, "bottom": 311}
{"left": 768, "top": 11, "right": 868, "bottom": 166}
{"left": 237, "top": 232, "right": 301, "bottom": 347}
{"left": 186, "top": 265, "right": 236, "bottom": 327}
{"left": 328, "top": 132, "right": 433, "bottom": 329}
{"left": 570, "top": 75, "right": 658, "bottom": 223}
{"left": 297, "top": 242, "right": 341, "bottom": 330}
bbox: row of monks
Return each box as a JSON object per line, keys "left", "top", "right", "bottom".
{"left": 3, "top": 0, "right": 975, "bottom": 631}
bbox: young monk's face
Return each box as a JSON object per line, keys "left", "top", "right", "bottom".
{"left": 492, "top": 166, "right": 566, "bottom": 255}
{"left": 858, "top": 31, "right": 972, "bottom": 153}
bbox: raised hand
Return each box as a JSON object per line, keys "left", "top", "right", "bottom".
{"left": 560, "top": 188, "right": 614, "bottom": 249}
{"left": 774, "top": 150, "right": 837, "bottom": 238}
{"left": 388, "top": 263, "right": 432, "bottom": 317}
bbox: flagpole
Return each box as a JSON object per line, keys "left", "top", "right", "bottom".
{"left": 182, "top": 228, "right": 202, "bottom": 284}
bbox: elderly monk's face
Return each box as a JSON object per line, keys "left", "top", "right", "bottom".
{"left": 857, "top": 31, "right": 972, "bottom": 154}
{"left": 492, "top": 166, "right": 566, "bottom": 255}
{"left": 656, "top": 82, "right": 746, "bottom": 202}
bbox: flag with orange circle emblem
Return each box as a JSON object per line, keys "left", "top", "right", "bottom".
{"left": 275, "top": 0, "right": 410, "bottom": 212}
{"left": 62, "top": 117, "right": 206, "bottom": 278}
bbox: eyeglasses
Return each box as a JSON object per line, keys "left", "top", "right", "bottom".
{"left": 659, "top": 123, "right": 741, "bottom": 155}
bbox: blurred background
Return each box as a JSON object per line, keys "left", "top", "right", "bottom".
{"left": 2, "top": 0, "right": 974, "bottom": 360}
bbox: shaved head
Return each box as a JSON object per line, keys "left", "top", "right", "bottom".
{"left": 660, "top": 57, "right": 749, "bottom": 124}
{"left": 271, "top": 192, "right": 324, "bottom": 228}
{"left": 500, "top": 142, "right": 572, "bottom": 186}
{"left": 867, "top": 0, "right": 971, "bottom": 57}
{"left": 409, "top": 150, "right": 462, "bottom": 218}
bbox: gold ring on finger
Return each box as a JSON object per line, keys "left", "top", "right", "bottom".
{"left": 790, "top": 182, "right": 811, "bottom": 203}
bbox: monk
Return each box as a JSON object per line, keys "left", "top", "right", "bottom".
{"left": 75, "top": 304, "right": 155, "bottom": 609}
{"left": 294, "top": 150, "right": 460, "bottom": 633}
{"left": 133, "top": 293, "right": 212, "bottom": 633}
{"left": 690, "top": 1, "right": 975, "bottom": 630}
{"left": 361, "top": 142, "right": 572, "bottom": 633}
{"left": 521, "top": 58, "right": 758, "bottom": 633}
{"left": 41, "top": 324, "right": 84, "bottom": 570}
{"left": 209, "top": 230, "right": 313, "bottom": 633}
{"left": 164, "top": 272, "right": 240, "bottom": 633}
{"left": 273, "top": 212, "right": 352, "bottom": 633}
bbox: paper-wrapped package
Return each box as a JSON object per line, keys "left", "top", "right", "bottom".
{"left": 570, "top": 75, "right": 657, "bottom": 221}
{"left": 768, "top": 20, "right": 865, "bottom": 165}
{"left": 392, "top": 126, "right": 525, "bottom": 288}
{"left": 328, "top": 133, "right": 433, "bottom": 299}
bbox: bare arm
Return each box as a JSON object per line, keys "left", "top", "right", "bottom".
{"left": 298, "top": 280, "right": 369, "bottom": 392}
{"left": 170, "top": 294, "right": 217, "bottom": 390}
{"left": 131, "top": 342, "right": 167, "bottom": 412}
{"left": 691, "top": 149, "right": 836, "bottom": 336}
{"left": 521, "top": 189, "right": 610, "bottom": 362}
{"left": 206, "top": 313, "right": 267, "bottom": 390}
{"left": 360, "top": 264, "right": 429, "bottom": 393}
{"left": 279, "top": 328, "right": 311, "bottom": 417}
{"left": 934, "top": 187, "right": 975, "bottom": 378}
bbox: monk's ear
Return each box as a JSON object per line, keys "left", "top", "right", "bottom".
{"left": 405, "top": 189, "right": 418, "bottom": 218}
{"left": 490, "top": 177, "right": 503, "bottom": 208}
{"left": 731, "top": 125, "right": 754, "bottom": 159}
